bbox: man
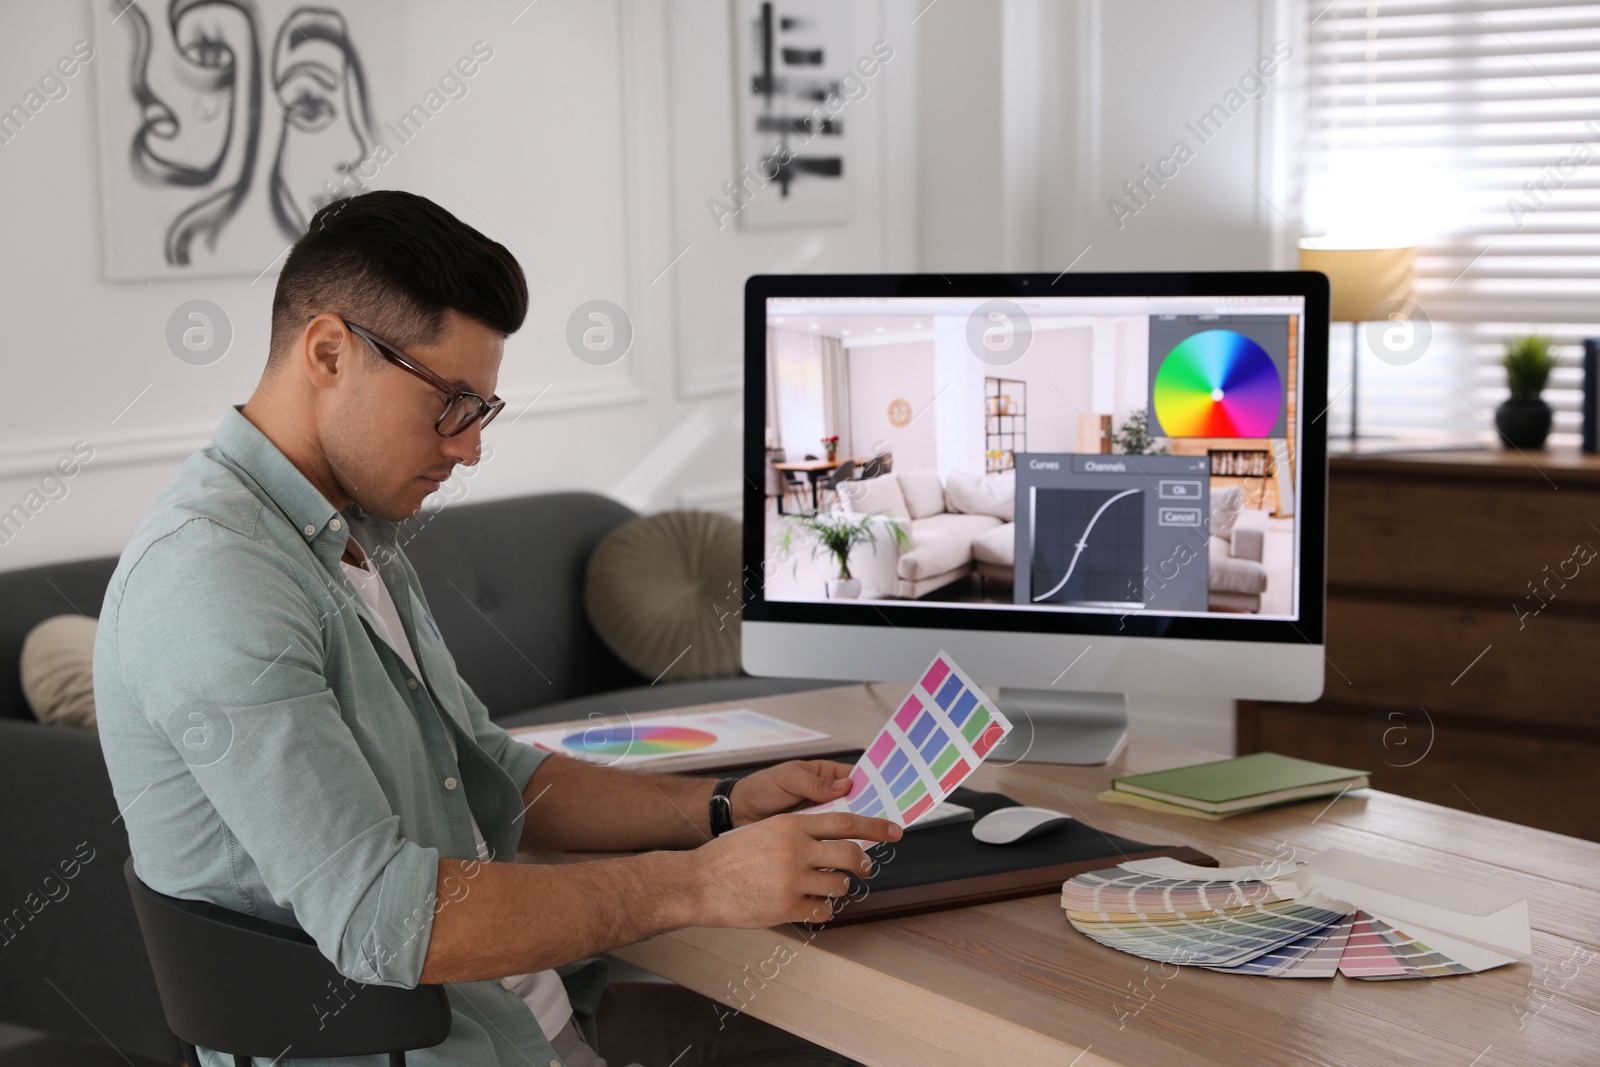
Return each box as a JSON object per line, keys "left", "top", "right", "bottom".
{"left": 94, "top": 190, "right": 900, "bottom": 1067}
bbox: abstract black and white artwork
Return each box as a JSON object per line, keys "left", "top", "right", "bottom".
{"left": 92, "top": 0, "right": 396, "bottom": 280}
{"left": 732, "top": 0, "right": 856, "bottom": 229}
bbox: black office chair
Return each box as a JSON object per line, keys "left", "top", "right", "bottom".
{"left": 765, "top": 454, "right": 808, "bottom": 515}
{"left": 124, "top": 858, "right": 451, "bottom": 1067}
{"left": 819, "top": 458, "right": 857, "bottom": 510}
{"left": 859, "top": 452, "right": 891, "bottom": 479}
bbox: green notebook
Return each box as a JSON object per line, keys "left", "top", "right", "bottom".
{"left": 1112, "top": 752, "right": 1369, "bottom": 814}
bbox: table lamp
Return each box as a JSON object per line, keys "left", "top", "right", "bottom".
{"left": 1297, "top": 242, "right": 1416, "bottom": 442}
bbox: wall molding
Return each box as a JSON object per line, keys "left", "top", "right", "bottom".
{"left": 0, "top": 427, "right": 213, "bottom": 480}
{"left": 498, "top": 377, "right": 649, "bottom": 420}
{"left": 618, "top": 1, "right": 683, "bottom": 410}
{"left": 0, "top": 376, "right": 655, "bottom": 483}
{"left": 677, "top": 369, "right": 743, "bottom": 398}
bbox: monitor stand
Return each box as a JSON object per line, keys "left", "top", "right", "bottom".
{"left": 989, "top": 688, "right": 1129, "bottom": 766}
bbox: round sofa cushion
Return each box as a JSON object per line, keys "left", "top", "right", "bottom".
{"left": 21, "top": 614, "right": 99, "bottom": 729}
{"left": 584, "top": 510, "right": 742, "bottom": 682}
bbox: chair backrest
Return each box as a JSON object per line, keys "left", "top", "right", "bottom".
{"left": 123, "top": 858, "right": 450, "bottom": 1062}
{"left": 827, "top": 459, "right": 857, "bottom": 487}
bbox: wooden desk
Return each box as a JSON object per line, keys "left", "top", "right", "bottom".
{"left": 526, "top": 683, "right": 1600, "bottom": 1067}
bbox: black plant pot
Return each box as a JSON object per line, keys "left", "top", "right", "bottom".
{"left": 1494, "top": 399, "right": 1553, "bottom": 449}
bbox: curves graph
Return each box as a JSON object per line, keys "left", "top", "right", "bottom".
{"left": 560, "top": 724, "right": 717, "bottom": 757}
{"left": 1032, "top": 488, "right": 1141, "bottom": 603}
{"left": 1152, "top": 330, "right": 1283, "bottom": 437}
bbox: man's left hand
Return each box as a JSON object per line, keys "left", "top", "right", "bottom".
{"left": 727, "top": 759, "right": 857, "bottom": 827}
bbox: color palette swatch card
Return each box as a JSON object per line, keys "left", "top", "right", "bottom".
{"left": 797, "top": 650, "right": 1011, "bottom": 839}
{"left": 1209, "top": 913, "right": 1354, "bottom": 978}
{"left": 1336, "top": 912, "right": 1518, "bottom": 980}
{"left": 1061, "top": 854, "right": 1523, "bottom": 982}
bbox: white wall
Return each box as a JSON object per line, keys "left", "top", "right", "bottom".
{"left": 0, "top": 0, "right": 922, "bottom": 570}
{"left": 912, "top": 0, "right": 1288, "bottom": 754}
{"left": 847, "top": 339, "right": 936, "bottom": 467}
{"left": 1038, "top": 0, "right": 1292, "bottom": 275}
{"left": 1, "top": 0, "right": 1287, "bottom": 753}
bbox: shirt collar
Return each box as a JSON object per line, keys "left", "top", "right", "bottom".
{"left": 211, "top": 405, "right": 396, "bottom": 572}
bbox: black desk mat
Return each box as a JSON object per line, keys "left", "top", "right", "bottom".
{"left": 719, "top": 752, "right": 1216, "bottom": 927}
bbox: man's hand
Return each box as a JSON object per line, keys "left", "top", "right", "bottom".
{"left": 688, "top": 811, "right": 902, "bottom": 927}
{"left": 728, "top": 759, "right": 859, "bottom": 827}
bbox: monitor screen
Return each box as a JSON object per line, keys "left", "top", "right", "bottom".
{"left": 745, "top": 273, "right": 1328, "bottom": 648}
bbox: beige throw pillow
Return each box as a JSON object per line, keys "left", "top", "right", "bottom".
{"left": 944, "top": 469, "right": 1015, "bottom": 521}
{"left": 21, "top": 614, "right": 98, "bottom": 729}
{"left": 840, "top": 471, "right": 910, "bottom": 519}
{"left": 895, "top": 468, "right": 948, "bottom": 519}
{"left": 584, "top": 510, "right": 743, "bottom": 683}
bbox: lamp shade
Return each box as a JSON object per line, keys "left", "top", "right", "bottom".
{"left": 1298, "top": 243, "right": 1415, "bottom": 323}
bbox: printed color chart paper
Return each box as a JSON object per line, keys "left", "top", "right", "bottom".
{"left": 801, "top": 650, "right": 1012, "bottom": 829}
{"left": 513, "top": 709, "right": 829, "bottom": 766}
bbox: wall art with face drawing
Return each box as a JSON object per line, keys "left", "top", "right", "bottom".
{"left": 91, "top": 0, "right": 399, "bottom": 280}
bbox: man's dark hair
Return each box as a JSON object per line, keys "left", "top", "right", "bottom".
{"left": 267, "top": 190, "right": 528, "bottom": 368}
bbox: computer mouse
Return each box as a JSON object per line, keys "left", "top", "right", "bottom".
{"left": 971, "top": 805, "right": 1073, "bottom": 845}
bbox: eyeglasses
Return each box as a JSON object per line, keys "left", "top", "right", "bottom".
{"left": 341, "top": 318, "right": 504, "bottom": 437}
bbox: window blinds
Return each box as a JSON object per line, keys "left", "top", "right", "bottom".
{"left": 1302, "top": 0, "right": 1600, "bottom": 444}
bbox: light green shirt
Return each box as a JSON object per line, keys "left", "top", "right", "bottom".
{"left": 94, "top": 405, "right": 563, "bottom": 1067}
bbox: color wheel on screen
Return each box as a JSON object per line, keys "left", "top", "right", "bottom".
{"left": 1152, "top": 330, "right": 1283, "bottom": 437}
{"left": 560, "top": 724, "right": 717, "bottom": 757}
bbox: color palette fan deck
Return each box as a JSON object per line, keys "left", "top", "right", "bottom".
{"left": 1061, "top": 857, "right": 1519, "bottom": 980}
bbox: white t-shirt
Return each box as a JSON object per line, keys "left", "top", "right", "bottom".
{"left": 341, "top": 554, "right": 574, "bottom": 1039}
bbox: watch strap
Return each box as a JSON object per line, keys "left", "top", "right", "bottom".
{"left": 709, "top": 776, "right": 738, "bottom": 836}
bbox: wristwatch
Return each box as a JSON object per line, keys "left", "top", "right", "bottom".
{"left": 709, "top": 777, "right": 739, "bottom": 836}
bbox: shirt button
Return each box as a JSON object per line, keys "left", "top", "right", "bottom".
{"left": 500, "top": 978, "right": 513, "bottom": 990}
{"left": 330, "top": 518, "right": 343, "bottom": 531}
{"left": 444, "top": 777, "right": 458, "bottom": 790}
{"left": 303, "top": 524, "right": 315, "bottom": 537}
{"left": 406, "top": 678, "right": 418, "bottom": 690}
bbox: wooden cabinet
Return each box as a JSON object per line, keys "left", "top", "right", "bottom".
{"left": 1238, "top": 448, "right": 1600, "bottom": 842}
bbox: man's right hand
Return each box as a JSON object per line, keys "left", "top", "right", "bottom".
{"left": 688, "top": 812, "right": 903, "bottom": 927}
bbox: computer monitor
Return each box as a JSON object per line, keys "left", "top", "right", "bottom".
{"left": 741, "top": 271, "right": 1329, "bottom": 764}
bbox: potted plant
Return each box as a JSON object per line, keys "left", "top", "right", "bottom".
{"left": 822, "top": 435, "right": 840, "bottom": 461}
{"left": 778, "top": 508, "right": 908, "bottom": 599}
{"left": 1112, "top": 407, "right": 1169, "bottom": 456}
{"left": 1495, "top": 335, "right": 1556, "bottom": 449}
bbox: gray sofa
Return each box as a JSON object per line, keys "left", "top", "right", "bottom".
{"left": 0, "top": 491, "right": 837, "bottom": 1063}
